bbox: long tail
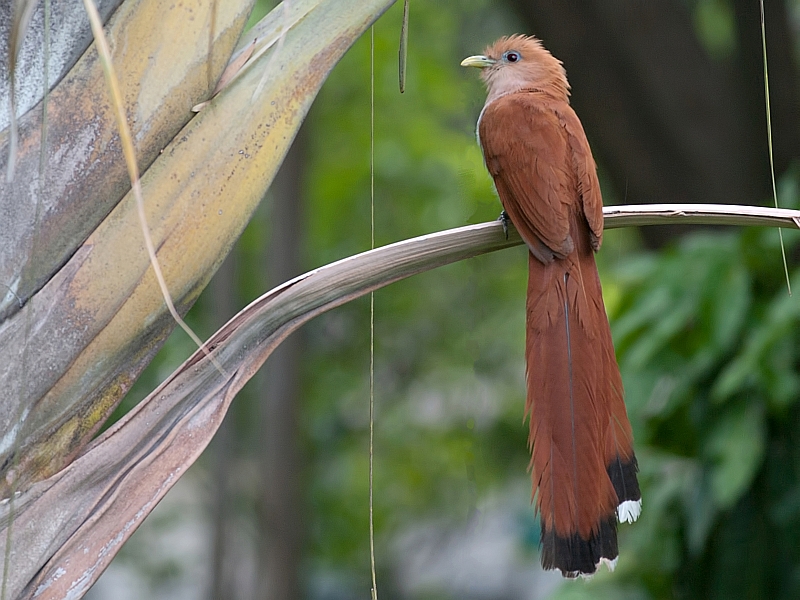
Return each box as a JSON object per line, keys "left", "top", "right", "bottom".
{"left": 525, "top": 239, "right": 641, "bottom": 577}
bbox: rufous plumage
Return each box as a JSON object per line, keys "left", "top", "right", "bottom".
{"left": 463, "top": 35, "right": 641, "bottom": 578}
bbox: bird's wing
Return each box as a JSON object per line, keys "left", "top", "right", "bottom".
{"left": 479, "top": 93, "right": 574, "bottom": 259}
{"left": 561, "top": 106, "right": 604, "bottom": 250}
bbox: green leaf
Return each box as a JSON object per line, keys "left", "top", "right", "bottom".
{"left": 704, "top": 402, "right": 765, "bottom": 510}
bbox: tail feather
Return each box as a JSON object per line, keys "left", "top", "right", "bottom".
{"left": 601, "top": 319, "right": 642, "bottom": 517}
{"left": 541, "top": 515, "right": 618, "bottom": 578}
{"left": 526, "top": 222, "right": 640, "bottom": 577}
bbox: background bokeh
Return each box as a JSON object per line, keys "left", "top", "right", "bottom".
{"left": 86, "top": 1, "right": 800, "bottom": 598}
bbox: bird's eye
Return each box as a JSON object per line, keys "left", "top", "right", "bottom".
{"left": 504, "top": 51, "right": 520, "bottom": 63}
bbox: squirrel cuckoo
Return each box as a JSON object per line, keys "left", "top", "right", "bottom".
{"left": 462, "top": 35, "right": 641, "bottom": 577}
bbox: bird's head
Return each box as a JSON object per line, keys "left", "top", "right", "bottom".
{"left": 461, "top": 35, "right": 570, "bottom": 103}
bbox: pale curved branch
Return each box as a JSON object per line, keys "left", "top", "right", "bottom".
{"left": 603, "top": 203, "right": 800, "bottom": 229}
{"left": 9, "top": 202, "right": 799, "bottom": 599}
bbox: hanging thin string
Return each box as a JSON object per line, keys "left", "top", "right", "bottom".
{"left": 368, "top": 24, "right": 379, "bottom": 600}
{"left": 760, "top": 0, "right": 791, "bottom": 296}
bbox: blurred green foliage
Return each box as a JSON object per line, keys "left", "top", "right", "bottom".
{"left": 301, "top": 2, "right": 533, "bottom": 591}
{"left": 691, "top": 0, "right": 737, "bottom": 59}
{"left": 107, "top": 1, "right": 800, "bottom": 598}
{"left": 584, "top": 167, "right": 800, "bottom": 600}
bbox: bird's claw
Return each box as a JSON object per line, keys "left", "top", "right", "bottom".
{"left": 498, "top": 210, "right": 510, "bottom": 240}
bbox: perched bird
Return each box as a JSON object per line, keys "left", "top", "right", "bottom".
{"left": 462, "top": 35, "right": 641, "bottom": 578}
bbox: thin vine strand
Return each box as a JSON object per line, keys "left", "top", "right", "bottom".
{"left": 368, "top": 23, "right": 379, "bottom": 600}
{"left": 760, "top": 0, "right": 792, "bottom": 295}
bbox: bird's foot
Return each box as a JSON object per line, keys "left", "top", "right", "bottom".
{"left": 498, "top": 210, "right": 510, "bottom": 239}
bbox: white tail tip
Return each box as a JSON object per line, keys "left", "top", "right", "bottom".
{"left": 617, "top": 499, "right": 642, "bottom": 524}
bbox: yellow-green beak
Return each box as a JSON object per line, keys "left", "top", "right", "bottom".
{"left": 460, "top": 55, "right": 495, "bottom": 68}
